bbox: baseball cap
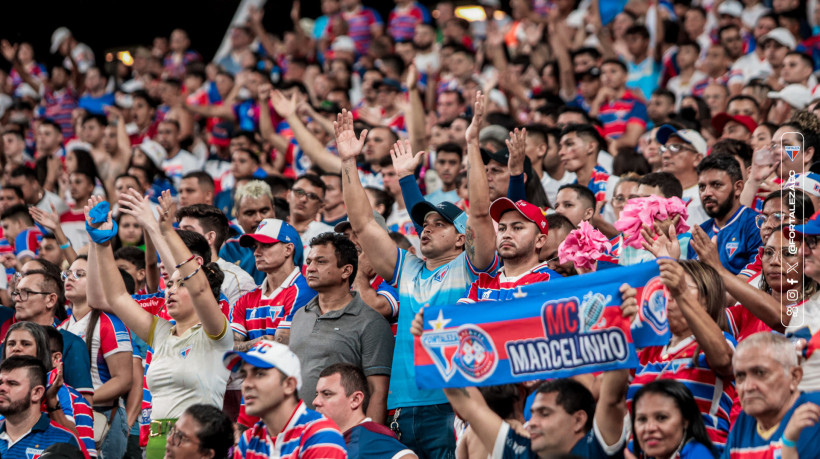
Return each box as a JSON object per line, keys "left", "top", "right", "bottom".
{"left": 574, "top": 67, "right": 601, "bottom": 81}
{"left": 768, "top": 84, "right": 812, "bottom": 109}
{"left": 331, "top": 36, "right": 356, "bottom": 53}
{"left": 210, "top": 121, "right": 234, "bottom": 148}
{"left": 712, "top": 113, "right": 758, "bottom": 137}
{"left": 334, "top": 211, "right": 389, "bottom": 233}
{"left": 374, "top": 78, "right": 402, "bottom": 92}
{"left": 490, "top": 198, "right": 549, "bottom": 235}
{"left": 223, "top": 340, "right": 302, "bottom": 390}
{"left": 760, "top": 27, "right": 797, "bottom": 50}
{"left": 50, "top": 27, "right": 71, "bottom": 54}
{"left": 40, "top": 443, "right": 85, "bottom": 459}
{"left": 487, "top": 89, "right": 509, "bottom": 112}
{"left": 717, "top": 0, "right": 743, "bottom": 17}
{"left": 656, "top": 125, "right": 708, "bottom": 155}
{"left": 239, "top": 218, "right": 304, "bottom": 266}
{"left": 790, "top": 209, "right": 820, "bottom": 236}
{"left": 410, "top": 201, "right": 468, "bottom": 234}
{"left": 786, "top": 172, "right": 820, "bottom": 198}
{"left": 481, "top": 147, "right": 535, "bottom": 179}
{"left": 479, "top": 125, "right": 510, "bottom": 144}
{"left": 136, "top": 140, "right": 167, "bottom": 168}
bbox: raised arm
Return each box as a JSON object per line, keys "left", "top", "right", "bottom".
{"left": 1, "top": 40, "right": 42, "bottom": 93}
{"left": 405, "top": 64, "right": 427, "bottom": 155}
{"left": 86, "top": 197, "right": 155, "bottom": 341}
{"left": 257, "top": 84, "right": 296, "bottom": 154}
{"left": 272, "top": 89, "right": 343, "bottom": 173}
{"left": 506, "top": 128, "right": 528, "bottom": 202}
{"left": 337, "top": 110, "right": 399, "bottom": 281}
{"left": 119, "top": 189, "right": 175, "bottom": 274}
{"left": 658, "top": 258, "right": 734, "bottom": 377}
{"left": 549, "top": 20, "right": 577, "bottom": 101}
{"left": 465, "top": 92, "right": 497, "bottom": 270}
{"left": 29, "top": 205, "right": 76, "bottom": 265}
{"left": 184, "top": 99, "right": 236, "bottom": 120}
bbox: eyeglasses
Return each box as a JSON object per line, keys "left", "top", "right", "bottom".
{"left": 762, "top": 247, "right": 799, "bottom": 262}
{"left": 755, "top": 212, "right": 786, "bottom": 229}
{"left": 10, "top": 289, "right": 52, "bottom": 301}
{"left": 292, "top": 188, "right": 323, "bottom": 203}
{"left": 806, "top": 235, "right": 819, "bottom": 251}
{"left": 659, "top": 144, "right": 696, "bottom": 154}
{"left": 61, "top": 270, "right": 87, "bottom": 281}
{"left": 166, "top": 425, "right": 199, "bottom": 447}
{"left": 613, "top": 195, "right": 627, "bottom": 204}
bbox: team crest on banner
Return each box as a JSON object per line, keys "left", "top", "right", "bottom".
{"left": 635, "top": 276, "right": 670, "bottom": 341}
{"left": 726, "top": 241, "right": 739, "bottom": 257}
{"left": 454, "top": 326, "right": 498, "bottom": 382}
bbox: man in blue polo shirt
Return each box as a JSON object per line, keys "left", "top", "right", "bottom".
{"left": 687, "top": 154, "right": 760, "bottom": 274}
{"left": 0, "top": 356, "right": 82, "bottom": 458}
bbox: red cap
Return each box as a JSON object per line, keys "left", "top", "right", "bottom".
{"left": 712, "top": 113, "right": 758, "bottom": 137}
{"left": 489, "top": 198, "right": 549, "bottom": 235}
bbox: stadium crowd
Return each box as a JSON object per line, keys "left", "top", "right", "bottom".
{"left": 3, "top": 0, "right": 820, "bottom": 457}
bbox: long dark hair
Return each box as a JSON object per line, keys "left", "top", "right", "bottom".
{"left": 631, "top": 380, "right": 716, "bottom": 458}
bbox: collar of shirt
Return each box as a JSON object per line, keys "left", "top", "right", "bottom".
{"left": 304, "top": 291, "right": 362, "bottom": 318}
{"left": 0, "top": 413, "right": 51, "bottom": 448}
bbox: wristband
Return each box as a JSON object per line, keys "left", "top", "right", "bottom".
{"left": 47, "top": 401, "right": 61, "bottom": 413}
{"left": 782, "top": 436, "right": 797, "bottom": 448}
{"left": 182, "top": 266, "right": 201, "bottom": 282}
{"left": 59, "top": 242, "right": 71, "bottom": 250}
{"left": 175, "top": 254, "right": 196, "bottom": 269}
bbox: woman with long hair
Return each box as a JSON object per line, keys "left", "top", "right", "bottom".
{"left": 631, "top": 379, "right": 718, "bottom": 458}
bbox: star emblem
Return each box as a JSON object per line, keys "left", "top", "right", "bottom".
{"left": 428, "top": 309, "right": 452, "bottom": 331}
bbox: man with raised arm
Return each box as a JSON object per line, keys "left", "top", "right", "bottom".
{"left": 335, "top": 92, "right": 499, "bottom": 458}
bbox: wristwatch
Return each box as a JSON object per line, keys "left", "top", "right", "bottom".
{"left": 47, "top": 401, "right": 62, "bottom": 413}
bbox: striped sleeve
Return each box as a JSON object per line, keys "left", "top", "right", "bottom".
{"left": 300, "top": 420, "right": 349, "bottom": 458}
{"left": 99, "top": 313, "right": 133, "bottom": 358}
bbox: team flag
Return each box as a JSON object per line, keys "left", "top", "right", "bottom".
{"left": 414, "top": 261, "right": 670, "bottom": 389}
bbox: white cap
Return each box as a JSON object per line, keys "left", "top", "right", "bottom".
{"left": 65, "top": 140, "right": 93, "bottom": 154}
{"left": 768, "top": 84, "right": 813, "bottom": 109}
{"left": 717, "top": 0, "right": 743, "bottom": 17}
{"left": 331, "top": 36, "right": 356, "bottom": 53}
{"left": 761, "top": 27, "right": 796, "bottom": 50}
{"left": 656, "top": 125, "right": 708, "bottom": 155}
{"left": 487, "top": 89, "right": 509, "bottom": 112}
{"left": 137, "top": 140, "right": 167, "bottom": 168}
{"left": 786, "top": 173, "right": 820, "bottom": 197}
{"left": 223, "top": 340, "right": 302, "bottom": 390}
{"left": 120, "top": 79, "right": 145, "bottom": 94}
{"left": 50, "top": 27, "right": 71, "bottom": 54}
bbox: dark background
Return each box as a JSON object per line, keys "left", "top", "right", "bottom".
{"left": 1, "top": 0, "right": 454, "bottom": 67}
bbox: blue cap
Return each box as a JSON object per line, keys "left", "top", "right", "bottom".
{"left": 410, "top": 201, "right": 468, "bottom": 234}
{"left": 792, "top": 210, "right": 820, "bottom": 236}
{"left": 239, "top": 219, "right": 304, "bottom": 266}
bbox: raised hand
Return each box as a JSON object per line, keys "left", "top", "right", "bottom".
{"left": 410, "top": 307, "right": 425, "bottom": 337}
{"left": 118, "top": 189, "right": 159, "bottom": 233}
{"left": 84, "top": 196, "right": 113, "bottom": 231}
{"left": 104, "top": 105, "right": 123, "bottom": 122}
{"left": 391, "top": 139, "right": 424, "bottom": 179}
{"left": 506, "top": 128, "right": 527, "bottom": 176}
{"left": 783, "top": 402, "right": 820, "bottom": 448}
{"left": 258, "top": 82, "right": 272, "bottom": 102}
{"left": 29, "top": 205, "right": 61, "bottom": 232}
{"left": 271, "top": 89, "right": 297, "bottom": 118}
{"left": 641, "top": 220, "right": 681, "bottom": 260}
{"left": 290, "top": 0, "right": 301, "bottom": 25}
{"left": 657, "top": 258, "right": 687, "bottom": 298}
{"left": 465, "top": 91, "right": 485, "bottom": 144}
{"left": 334, "top": 109, "right": 368, "bottom": 162}
{"left": 157, "top": 190, "right": 177, "bottom": 231}
{"left": 405, "top": 63, "right": 419, "bottom": 91}
{"left": 248, "top": 4, "right": 264, "bottom": 25}
{"left": 690, "top": 225, "right": 722, "bottom": 270}
{"left": 619, "top": 283, "right": 638, "bottom": 323}
{"left": 0, "top": 40, "right": 18, "bottom": 63}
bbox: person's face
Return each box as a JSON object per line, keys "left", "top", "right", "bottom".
{"left": 419, "top": 213, "right": 463, "bottom": 258}
{"left": 215, "top": 74, "right": 235, "bottom": 98}
{"left": 251, "top": 240, "right": 291, "bottom": 272}
{"left": 170, "top": 29, "right": 190, "bottom": 53}
{"left": 84, "top": 68, "right": 102, "bottom": 92}
{"left": 554, "top": 188, "right": 593, "bottom": 226}
{"left": 64, "top": 258, "right": 89, "bottom": 303}
{"left": 449, "top": 119, "right": 468, "bottom": 146}
{"left": 437, "top": 93, "right": 463, "bottom": 122}
{"left": 395, "top": 42, "right": 415, "bottom": 65}
{"left": 684, "top": 10, "right": 706, "bottom": 37}
{"left": 313, "top": 372, "right": 357, "bottom": 427}
{"left": 165, "top": 269, "right": 194, "bottom": 319}
{"left": 528, "top": 391, "right": 587, "bottom": 454}
{"left": 414, "top": 25, "right": 436, "bottom": 49}
{"left": 612, "top": 181, "right": 639, "bottom": 220}
{"left": 39, "top": 238, "right": 63, "bottom": 266}
{"left": 625, "top": 33, "right": 649, "bottom": 58}
{"left": 114, "top": 177, "right": 141, "bottom": 203}
{"left": 321, "top": 0, "right": 340, "bottom": 15}
{"left": 773, "top": 128, "right": 812, "bottom": 180}
{"left": 750, "top": 126, "right": 773, "bottom": 153}
{"left": 376, "top": 87, "right": 399, "bottom": 109}
{"left": 665, "top": 273, "right": 702, "bottom": 334}
{"left": 240, "top": 363, "right": 294, "bottom": 417}
{"left": 634, "top": 393, "right": 687, "bottom": 458}
{"left": 380, "top": 165, "right": 401, "bottom": 198}
{"left": 727, "top": 99, "right": 760, "bottom": 121}
{"left": 230, "top": 28, "right": 253, "bottom": 50}
{"left": 230, "top": 151, "right": 257, "bottom": 179}
{"left": 132, "top": 97, "right": 154, "bottom": 127}
{"left": 229, "top": 136, "right": 251, "bottom": 153}
{"left": 434, "top": 151, "right": 461, "bottom": 187}
{"left": 6, "top": 176, "right": 37, "bottom": 205}
{"left": 13, "top": 274, "right": 53, "bottom": 322}
{"left": 127, "top": 167, "right": 150, "bottom": 190}
{"left": 362, "top": 127, "right": 393, "bottom": 164}
{"left": 703, "top": 85, "right": 728, "bottom": 114}
{"left": 556, "top": 112, "right": 586, "bottom": 128}
{"left": 782, "top": 54, "right": 812, "bottom": 84}
{"left": 496, "top": 211, "right": 544, "bottom": 261}
{"left": 643, "top": 129, "right": 662, "bottom": 169}
{"left": 118, "top": 214, "right": 143, "bottom": 245}
{"left": 676, "top": 45, "right": 698, "bottom": 68}
{"left": 572, "top": 53, "right": 596, "bottom": 74}
{"left": 721, "top": 121, "right": 752, "bottom": 142}
{"left": 68, "top": 173, "right": 94, "bottom": 202}
{"left": 577, "top": 76, "right": 601, "bottom": 100}
{"left": 541, "top": 226, "right": 572, "bottom": 274}
{"left": 288, "top": 179, "right": 325, "bottom": 221}
{"left": 1, "top": 218, "right": 26, "bottom": 248}
{"left": 543, "top": 135, "right": 561, "bottom": 171}
{"left": 449, "top": 52, "right": 474, "bottom": 79}
{"left": 320, "top": 175, "right": 343, "bottom": 210}
{"left": 763, "top": 41, "right": 788, "bottom": 68}
{"left": 305, "top": 243, "right": 349, "bottom": 291}
{"left": 648, "top": 95, "right": 673, "bottom": 124}
{"left": 763, "top": 231, "right": 802, "bottom": 293}
{"left": 698, "top": 169, "right": 739, "bottom": 220}
{"left": 558, "top": 132, "right": 595, "bottom": 173}
{"left": 102, "top": 125, "right": 118, "bottom": 154}
{"left": 759, "top": 197, "right": 786, "bottom": 244}
{"left": 156, "top": 123, "right": 180, "bottom": 152}
{"left": 2, "top": 134, "right": 24, "bottom": 159}
{"left": 0, "top": 189, "right": 24, "bottom": 213}
{"left": 600, "top": 63, "right": 626, "bottom": 90}
{"left": 116, "top": 259, "right": 144, "bottom": 286}
{"left": 178, "top": 178, "right": 210, "bottom": 207}
{"left": 236, "top": 196, "right": 274, "bottom": 234}
{"left": 734, "top": 345, "right": 800, "bottom": 418}
{"left": 164, "top": 412, "right": 208, "bottom": 459}
{"left": 5, "top": 329, "right": 38, "bottom": 359}
{"left": 485, "top": 160, "right": 510, "bottom": 202}
{"left": 0, "top": 368, "right": 37, "bottom": 417}
{"left": 36, "top": 124, "right": 63, "bottom": 153}
{"left": 720, "top": 29, "right": 744, "bottom": 58}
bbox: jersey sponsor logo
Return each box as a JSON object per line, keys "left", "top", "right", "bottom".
{"left": 727, "top": 241, "right": 739, "bottom": 258}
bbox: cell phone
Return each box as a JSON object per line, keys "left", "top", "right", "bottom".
{"left": 753, "top": 147, "right": 775, "bottom": 166}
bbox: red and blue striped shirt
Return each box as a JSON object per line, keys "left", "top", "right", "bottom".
{"left": 49, "top": 368, "right": 95, "bottom": 459}
{"left": 460, "top": 262, "right": 561, "bottom": 303}
{"left": 597, "top": 89, "right": 647, "bottom": 139}
{"left": 234, "top": 401, "right": 347, "bottom": 459}
{"left": 336, "top": 7, "right": 383, "bottom": 55}
{"left": 230, "top": 268, "right": 317, "bottom": 339}
{"left": 388, "top": 2, "right": 431, "bottom": 42}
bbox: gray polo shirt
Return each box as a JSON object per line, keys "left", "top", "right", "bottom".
{"left": 290, "top": 291, "right": 394, "bottom": 408}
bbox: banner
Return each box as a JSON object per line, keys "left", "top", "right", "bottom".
{"left": 414, "top": 261, "right": 670, "bottom": 389}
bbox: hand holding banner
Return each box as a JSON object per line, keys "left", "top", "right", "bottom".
{"left": 414, "top": 261, "right": 671, "bottom": 389}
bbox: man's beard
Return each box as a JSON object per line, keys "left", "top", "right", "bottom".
{"left": 704, "top": 195, "right": 735, "bottom": 220}
{"left": 0, "top": 392, "right": 31, "bottom": 417}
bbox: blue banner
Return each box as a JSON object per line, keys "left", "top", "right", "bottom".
{"left": 414, "top": 261, "right": 670, "bottom": 389}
